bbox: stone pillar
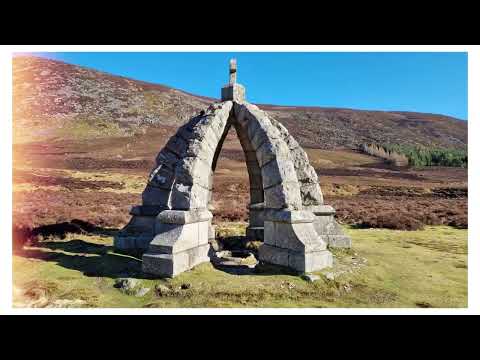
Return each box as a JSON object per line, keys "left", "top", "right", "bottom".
{"left": 229, "top": 58, "right": 237, "bottom": 85}
{"left": 307, "top": 205, "right": 352, "bottom": 248}
{"left": 258, "top": 210, "right": 333, "bottom": 273}
{"left": 142, "top": 209, "right": 212, "bottom": 277}
{"left": 221, "top": 58, "right": 246, "bottom": 103}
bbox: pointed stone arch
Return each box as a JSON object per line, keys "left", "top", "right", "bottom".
{"left": 114, "top": 61, "right": 351, "bottom": 277}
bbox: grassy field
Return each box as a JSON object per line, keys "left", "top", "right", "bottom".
{"left": 13, "top": 225, "right": 467, "bottom": 308}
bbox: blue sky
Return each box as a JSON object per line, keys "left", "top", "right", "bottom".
{"left": 27, "top": 52, "right": 467, "bottom": 120}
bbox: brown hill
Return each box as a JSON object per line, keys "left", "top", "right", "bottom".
{"left": 13, "top": 55, "right": 467, "bottom": 150}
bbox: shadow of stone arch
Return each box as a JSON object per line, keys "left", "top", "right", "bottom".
{"left": 17, "top": 239, "right": 150, "bottom": 279}
{"left": 115, "top": 60, "right": 351, "bottom": 278}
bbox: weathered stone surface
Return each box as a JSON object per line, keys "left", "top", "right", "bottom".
{"left": 308, "top": 205, "right": 336, "bottom": 215}
{"left": 175, "top": 157, "right": 212, "bottom": 189}
{"left": 147, "top": 165, "right": 175, "bottom": 190}
{"left": 142, "top": 243, "right": 210, "bottom": 277}
{"left": 156, "top": 208, "right": 212, "bottom": 225}
{"left": 155, "top": 149, "right": 179, "bottom": 168}
{"left": 114, "top": 233, "right": 154, "bottom": 253}
{"left": 290, "top": 250, "right": 333, "bottom": 273}
{"left": 263, "top": 181, "right": 303, "bottom": 209}
{"left": 261, "top": 159, "right": 298, "bottom": 189}
{"left": 263, "top": 218, "right": 327, "bottom": 252}
{"left": 270, "top": 117, "right": 300, "bottom": 151}
{"left": 165, "top": 135, "right": 187, "bottom": 157}
{"left": 141, "top": 185, "right": 171, "bottom": 207}
{"left": 233, "top": 103, "right": 248, "bottom": 127}
{"left": 247, "top": 163, "right": 263, "bottom": 190}
{"left": 263, "top": 209, "right": 316, "bottom": 223}
{"left": 170, "top": 182, "right": 210, "bottom": 210}
{"left": 182, "top": 137, "right": 216, "bottom": 164}
{"left": 258, "top": 244, "right": 290, "bottom": 268}
{"left": 221, "top": 83, "right": 245, "bottom": 102}
{"left": 250, "top": 188, "right": 264, "bottom": 204}
{"left": 248, "top": 202, "right": 265, "bottom": 227}
{"left": 309, "top": 208, "right": 352, "bottom": 248}
{"left": 246, "top": 227, "right": 264, "bottom": 241}
{"left": 256, "top": 138, "right": 291, "bottom": 168}
{"left": 290, "top": 146, "right": 318, "bottom": 182}
{"left": 300, "top": 182, "right": 324, "bottom": 206}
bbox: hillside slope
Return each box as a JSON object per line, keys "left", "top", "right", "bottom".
{"left": 13, "top": 55, "right": 467, "bottom": 150}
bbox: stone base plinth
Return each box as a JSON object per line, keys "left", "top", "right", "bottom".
{"left": 143, "top": 243, "right": 210, "bottom": 277}
{"left": 307, "top": 205, "right": 352, "bottom": 248}
{"left": 114, "top": 205, "right": 163, "bottom": 254}
{"left": 258, "top": 210, "right": 333, "bottom": 272}
{"left": 258, "top": 244, "right": 333, "bottom": 273}
{"left": 141, "top": 209, "right": 212, "bottom": 277}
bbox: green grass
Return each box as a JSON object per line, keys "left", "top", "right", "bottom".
{"left": 56, "top": 116, "right": 131, "bottom": 139}
{"left": 12, "top": 225, "right": 467, "bottom": 308}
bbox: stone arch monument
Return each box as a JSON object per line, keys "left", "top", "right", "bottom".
{"left": 114, "top": 59, "right": 351, "bottom": 277}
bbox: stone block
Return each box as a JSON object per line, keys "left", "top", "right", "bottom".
{"left": 247, "top": 162, "right": 263, "bottom": 188}
{"left": 130, "top": 205, "right": 166, "bottom": 216}
{"left": 249, "top": 188, "right": 264, "bottom": 204}
{"left": 326, "top": 235, "right": 352, "bottom": 248}
{"left": 114, "top": 215, "right": 157, "bottom": 252}
{"left": 300, "top": 182, "right": 324, "bottom": 206}
{"left": 248, "top": 203, "right": 265, "bottom": 227}
{"left": 170, "top": 182, "right": 210, "bottom": 210}
{"left": 114, "top": 234, "right": 154, "bottom": 253}
{"left": 246, "top": 226, "right": 264, "bottom": 241}
{"left": 263, "top": 221, "right": 276, "bottom": 246}
{"left": 141, "top": 185, "right": 171, "bottom": 207}
{"left": 183, "top": 138, "right": 216, "bottom": 163}
{"left": 263, "top": 209, "right": 316, "bottom": 223}
{"left": 289, "top": 250, "right": 333, "bottom": 273}
{"left": 147, "top": 165, "right": 175, "bottom": 190}
{"left": 261, "top": 159, "right": 297, "bottom": 189}
{"left": 165, "top": 135, "right": 187, "bottom": 157}
{"left": 156, "top": 209, "right": 212, "bottom": 225}
{"left": 307, "top": 205, "right": 336, "bottom": 216}
{"left": 221, "top": 84, "right": 245, "bottom": 102}
{"left": 309, "top": 208, "right": 352, "bottom": 248}
{"left": 258, "top": 244, "right": 289, "bottom": 267}
{"left": 265, "top": 221, "right": 317, "bottom": 252}
{"left": 256, "top": 138, "right": 291, "bottom": 168}
{"left": 271, "top": 119, "right": 300, "bottom": 151}
{"left": 155, "top": 149, "right": 179, "bottom": 168}
{"left": 291, "top": 147, "right": 319, "bottom": 182}
{"left": 175, "top": 157, "right": 212, "bottom": 189}
{"left": 233, "top": 103, "right": 249, "bottom": 127}
{"left": 149, "top": 211, "right": 212, "bottom": 254}
{"left": 142, "top": 243, "right": 210, "bottom": 277}
{"left": 263, "top": 181, "right": 303, "bottom": 209}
